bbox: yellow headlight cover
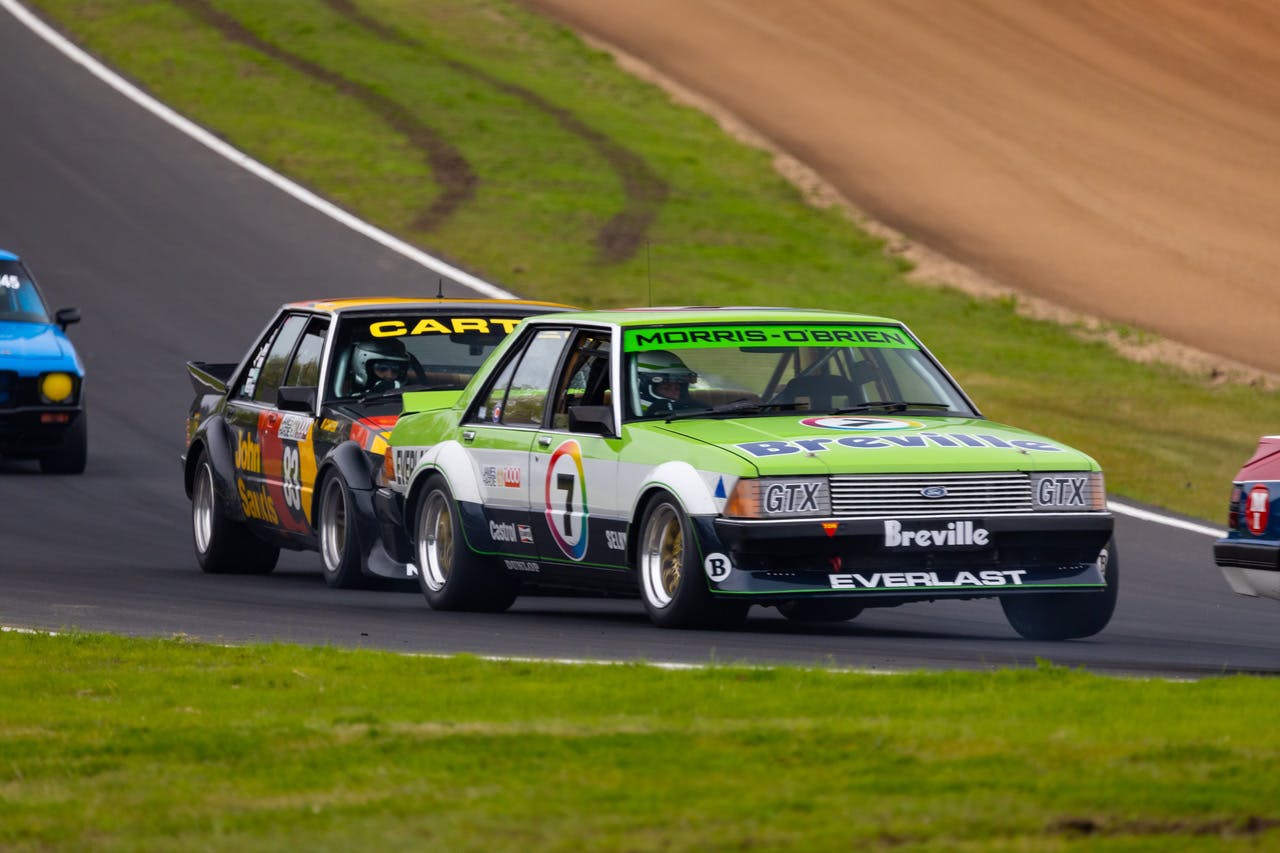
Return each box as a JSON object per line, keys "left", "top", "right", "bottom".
{"left": 40, "top": 372, "right": 74, "bottom": 403}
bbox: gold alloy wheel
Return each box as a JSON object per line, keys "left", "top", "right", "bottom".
{"left": 418, "top": 490, "right": 454, "bottom": 592}
{"left": 640, "top": 502, "right": 683, "bottom": 608}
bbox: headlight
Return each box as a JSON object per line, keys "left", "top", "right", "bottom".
{"left": 38, "top": 372, "right": 76, "bottom": 404}
{"left": 724, "top": 477, "right": 831, "bottom": 519}
{"left": 1031, "top": 471, "right": 1106, "bottom": 511}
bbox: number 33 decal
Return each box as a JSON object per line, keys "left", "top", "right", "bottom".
{"left": 544, "top": 440, "right": 588, "bottom": 560}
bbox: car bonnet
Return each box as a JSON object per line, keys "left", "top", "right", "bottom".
{"left": 0, "top": 321, "right": 80, "bottom": 372}
{"left": 649, "top": 414, "right": 1100, "bottom": 475}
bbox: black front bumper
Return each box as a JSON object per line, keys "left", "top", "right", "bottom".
{"left": 700, "top": 512, "right": 1114, "bottom": 602}
{"left": 0, "top": 408, "right": 83, "bottom": 456}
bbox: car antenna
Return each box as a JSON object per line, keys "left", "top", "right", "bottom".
{"left": 646, "top": 239, "right": 652, "bottom": 307}
{"left": 436, "top": 277, "right": 444, "bottom": 299}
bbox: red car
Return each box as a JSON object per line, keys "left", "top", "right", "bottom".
{"left": 1214, "top": 435, "right": 1280, "bottom": 600}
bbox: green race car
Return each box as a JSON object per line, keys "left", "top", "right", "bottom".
{"left": 375, "top": 307, "right": 1116, "bottom": 638}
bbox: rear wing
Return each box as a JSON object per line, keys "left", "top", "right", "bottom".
{"left": 187, "top": 361, "right": 236, "bottom": 396}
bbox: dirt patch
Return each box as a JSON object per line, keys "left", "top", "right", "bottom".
{"left": 525, "top": 0, "right": 1280, "bottom": 387}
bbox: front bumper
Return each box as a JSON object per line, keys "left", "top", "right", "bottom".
{"left": 0, "top": 408, "right": 83, "bottom": 457}
{"left": 698, "top": 512, "right": 1114, "bottom": 602}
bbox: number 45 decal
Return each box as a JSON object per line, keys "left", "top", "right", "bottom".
{"left": 544, "top": 439, "right": 589, "bottom": 560}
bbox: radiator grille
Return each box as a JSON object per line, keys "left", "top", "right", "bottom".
{"left": 828, "top": 473, "right": 1033, "bottom": 517}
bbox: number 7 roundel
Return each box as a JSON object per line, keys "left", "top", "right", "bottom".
{"left": 544, "top": 439, "right": 589, "bottom": 560}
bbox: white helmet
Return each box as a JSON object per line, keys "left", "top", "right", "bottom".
{"left": 352, "top": 339, "right": 410, "bottom": 388}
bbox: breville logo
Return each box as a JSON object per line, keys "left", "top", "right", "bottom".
{"left": 884, "top": 519, "right": 989, "bottom": 548}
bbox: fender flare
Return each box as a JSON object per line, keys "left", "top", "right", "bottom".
{"left": 314, "top": 440, "right": 377, "bottom": 497}
{"left": 627, "top": 461, "right": 730, "bottom": 569}
{"left": 312, "top": 440, "right": 381, "bottom": 571}
{"left": 631, "top": 460, "right": 722, "bottom": 519}
{"left": 185, "top": 414, "right": 245, "bottom": 522}
{"left": 403, "top": 440, "right": 480, "bottom": 543}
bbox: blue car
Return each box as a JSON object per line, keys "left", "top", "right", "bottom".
{"left": 0, "top": 250, "right": 86, "bottom": 473}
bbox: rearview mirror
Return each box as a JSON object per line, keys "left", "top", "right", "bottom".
{"left": 54, "top": 307, "right": 80, "bottom": 330}
{"left": 568, "top": 405, "right": 615, "bottom": 437}
{"left": 277, "top": 385, "right": 317, "bottom": 413}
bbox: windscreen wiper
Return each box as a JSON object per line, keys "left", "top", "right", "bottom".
{"left": 662, "top": 399, "right": 802, "bottom": 423}
{"left": 824, "top": 397, "right": 957, "bottom": 412}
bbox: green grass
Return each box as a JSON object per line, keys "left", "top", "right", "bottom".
{"left": 28, "top": 0, "right": 1279, "bottom": 522}
{"left": 1, "top": 630, "right": 1278, "bottom": 850}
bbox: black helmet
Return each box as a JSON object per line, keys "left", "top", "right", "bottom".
{"left": 352, "top": 338, "right": 410, "bottom": 388}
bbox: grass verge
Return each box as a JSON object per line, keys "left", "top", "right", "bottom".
{"left": 2, "top": 630, "right": 1279, "bottom": 850}
{"left": 26, "top": 0, "right": 1279, "bottom": 522}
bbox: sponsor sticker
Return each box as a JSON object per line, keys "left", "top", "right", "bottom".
{"left": 703, "top": 552, "right": 733, "bottom": 582}
{"left": 1034, "top": 476, "right": 1088, "bottom": 508}
{"left": 884, "top": 519, "right": 989, "bottom": 548}
{"left": 736, "top": 433, "right": 1064, "bottom": 457}
{"left": 368, "top": 317, "right": 523, "bottom": 337}
{"left": 489, "top": 520, "right": 519, "bottom": 543}
{"left": 829, "top": 569, "right": 1028, "bottom": 589}
{"left": 0, "top": 274, "right": 20, "bottom": 290}
{"left": 544, "top": 439, "right": 588, "bottom": 561}
{"left": 625, "top": 324, "right": 918, "bottom": 351}
{"left": 800, "top": 416, "right": 923, "bottom": 431}
{"left": 504, "top": 559, "right": 541, "bottom": 573}
{"left": 235, "top": 431, "right": 262, "bottom": 474}
{"left": 482, "top": 465, "right": 523, "bottom": 488}
{"left": 393, "top": 446, "right": 428, "bottom": 486}
{"left": 517, "top": 524, "right": 535, "bottom": 544}
{"left": 277, "top": 414, "right": 312, "bottom": 442}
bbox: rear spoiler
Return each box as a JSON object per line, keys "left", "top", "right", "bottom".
{"left": 187, "top": 361, "right": 236, "bottom": 396}
{"left": 401, "top": 389, "right": 464, "bottom": 415}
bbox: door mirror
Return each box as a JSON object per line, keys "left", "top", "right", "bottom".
{"left": 54, "top": 307, "right": 80, "bottom": 330}
{"left": 568, "top": 405, "right": 614, "bottom": 436}
{"left": 277, "top": 385, "right": 317, "bottom": 413}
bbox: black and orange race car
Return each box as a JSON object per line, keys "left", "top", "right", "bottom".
{"left": 181, "top": 296, "right": 570, "bottom": 586}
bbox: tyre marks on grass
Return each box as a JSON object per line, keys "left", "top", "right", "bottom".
{"left": 322, "top": 0, "right": 668, "bottom": 264}
{"left": 171, "top": 0, "right": 476, "bottom": 232}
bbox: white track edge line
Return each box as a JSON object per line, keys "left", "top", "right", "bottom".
{"left": 1108, "top": 500, "right": 1223, "bottom": 539}
{"left": 1, "top": 0, "right": 513, "bottom": 300}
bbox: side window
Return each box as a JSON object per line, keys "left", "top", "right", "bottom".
{"left": 243, "top": 314, "right": 308, "bottom": 405}
{"left": 469, "top": 328, "right": 569, "bottom": 427}
{"left": 284, "top": 319, "right": 329, "bottom": 390}
{"left": 473, "top": 357, "right": 518, "bottom": 424}
{"left": 551, "top": 331, "right": 611, "bottom": 431}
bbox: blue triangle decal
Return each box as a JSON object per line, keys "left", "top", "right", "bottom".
{"left": 714, "top": 477, "right": 727, "bottom": 499}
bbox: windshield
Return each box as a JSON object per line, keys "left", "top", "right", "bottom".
{"left": 0, "top": 260, "right": 51, "bottom": 324}
{"left": 329, "top": 312, "right": 526, "bottom": 400}
{"left": 623, "top": 322, "right": 976, "bottom": 421}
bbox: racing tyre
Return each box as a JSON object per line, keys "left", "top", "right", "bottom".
{"left": 776, "top": 599, "right": 863, "bottom": 623}
{"left": 637, "top": 492, "right": 749, "bottom": 629}
{"left": 191, "top": 451, "right": 279, "bottom": 575}
{"left": 39, "top": 411, "right": 87, "bottom": 474}
{"left": 318, "top": 472, "right": 368, "bottom": 589}
{"left": 1000, "top": 538, "right": 1119, "bottom": 640}
{"left": 414, "top": 476, "right": 517, "bottom": 612}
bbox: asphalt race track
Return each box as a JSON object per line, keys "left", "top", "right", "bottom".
{"left": 0, "top": 9, "right": 1274, "bottom": 678}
